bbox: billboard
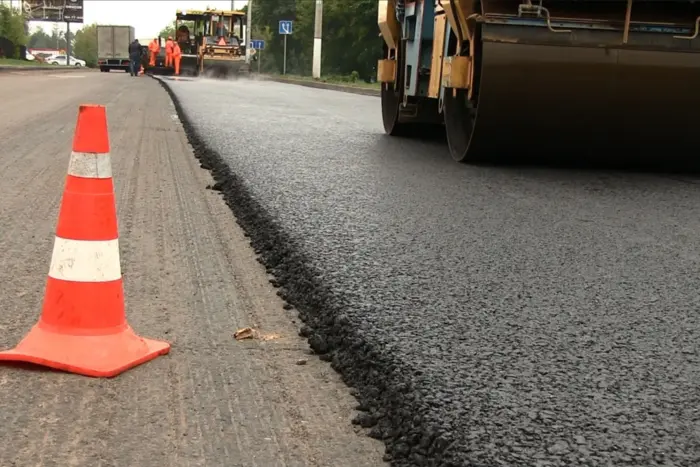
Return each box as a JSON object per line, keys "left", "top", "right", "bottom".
{"left": 23, "top": 0, "right": 84, "bottom": 23}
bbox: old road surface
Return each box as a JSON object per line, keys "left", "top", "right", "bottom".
{"left": 157, "top": 76, "right": 700, "bottom": 467}
{"left": 0, "top": 71, "right": 385, "bottom": 467}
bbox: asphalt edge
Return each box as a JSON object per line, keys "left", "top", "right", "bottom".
{"left": 260, "top": 76, "right": 380, "bottom": 97}
{"left": 153, "top": 76, "right": 454, "bottom": 467}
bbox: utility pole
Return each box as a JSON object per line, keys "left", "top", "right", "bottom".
{"left": 66, "top": 22, "right": 71, "bottom": 66}
{"left": 245, "top": 0, "right": 253, "bottom": 64}
{"left": 312, "top": 0, "right": 322, "bottom": 78}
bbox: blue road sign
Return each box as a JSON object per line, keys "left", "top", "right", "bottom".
{"left": 249, "top": 40, "right": 265, "bottom": 50}
{"left": 279, "top": 20, "right": 293, "bottom": 35}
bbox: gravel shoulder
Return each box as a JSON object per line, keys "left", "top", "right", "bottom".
{"left": 159, "top": 76, "right": 700, "bottom": 467}
{"left": 0, "top": 72, "right": 385, "bottom": 467}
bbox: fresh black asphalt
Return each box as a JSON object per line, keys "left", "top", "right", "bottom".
{"left": 157, "top": 76, "right": 700, "bottom": 467}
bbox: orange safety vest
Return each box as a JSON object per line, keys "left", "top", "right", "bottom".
{"left": 165, "top": 40, "right": 174, "bottom": 54}
{"left": 149, "top": 40, "right": 160, "bottom": 53}
{"left": 173, "top": 44, "right": 181, "bottom": 58}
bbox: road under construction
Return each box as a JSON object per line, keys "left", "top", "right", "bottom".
{"left": 0, "top": 64, "right": 699, "bottom": 467}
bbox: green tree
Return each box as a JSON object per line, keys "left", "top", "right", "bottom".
{"left": 49, "top": 24, "right": 73, "bottom": 50}
{"left": 251, "top": 24, "right": 275, "bottom": 72}
{"left": 28, "top": 29, "right": 52, "bottom": 48}
{"left": 159, "top": 23, "right": 176, "bottom": 39}
{"left": 250, "top": 0, "right": 380, "bottom": 79}
{"left": 73, "top": 23, "right": 97, "bottom": 67}
{"left": 0, "top": 4, "right": 27, "bottom": 58}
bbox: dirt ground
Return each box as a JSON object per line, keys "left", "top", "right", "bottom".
{"left": 0, "top": 70, "right": 386, "bottom": 467}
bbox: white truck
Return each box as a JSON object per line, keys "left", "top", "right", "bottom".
{"left": 97, "top": 25, "right": 136, "bottom": 72}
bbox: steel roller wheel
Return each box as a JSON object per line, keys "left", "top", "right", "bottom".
{"left": 443, "top": 88, "right": 479, "bottom": 163}
{"left": 442, "top": 22, "right": 484, "bottom": 163}
{"left": 381, "top": 42, "right": 411, "bottom": 136}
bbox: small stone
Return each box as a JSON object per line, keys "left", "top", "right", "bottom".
{"left": 296, "top": 358, "right": 307, "bottom": 365}
{"left": 548, "top": 440, "right": 570, "bottom": 455}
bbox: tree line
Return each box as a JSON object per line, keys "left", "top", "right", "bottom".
{"left": 0, "top": 4, "right": 26, "bottom": 58}
{"left": 26, "top": 23, "right": 97, "bottom": 67}
{"left": 0, "top": 4, "right": 96, "bottom": 65}
{"left": 248, "top": 0, "right": 380, "bottom": 80}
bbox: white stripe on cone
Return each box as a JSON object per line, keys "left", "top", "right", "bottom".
{"left": 67, "top": 151, "right": 112, "bottom": 179}
{"left": 48, "top": 237, "right": 122, "bottom": 282}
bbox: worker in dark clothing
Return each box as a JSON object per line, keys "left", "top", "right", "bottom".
{"left": 128, "top": 39, "right": 142, "bottom": 77}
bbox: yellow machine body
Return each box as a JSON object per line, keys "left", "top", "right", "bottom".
{"left": 378, "top": 0, "right": 700, "bottom": 162}
{"left": 175, "top": 9, "right": 251, "bottom": 78}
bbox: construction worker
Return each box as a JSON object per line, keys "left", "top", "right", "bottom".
{"left": 215, "top": 20, "right": 228, "bottom": 37}
{"left": 173, "top": 40, "right": 182, "bottom": 76}
{"left": 148, "top": 38, "right": 160, "bottom": 67}
{"left": 165, "top": 36, "right": 174, "bottom": 68}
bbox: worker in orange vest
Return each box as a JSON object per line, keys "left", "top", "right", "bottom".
{"left": 165, "top": 36, "right": 174, "bottom": 68}
{"left": 173, "top": 41, "right": 182, "bottom": 76}
{"left": 148, "top": 38, "right": 160, "bottom": 67}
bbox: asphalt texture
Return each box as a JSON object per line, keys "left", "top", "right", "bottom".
{"left": 158, "top": 75, "right": 700, "bottom": 467}
{"left": 0, "top": 71, "right": 384, "bottom": 466}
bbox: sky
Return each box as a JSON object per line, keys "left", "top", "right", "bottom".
{"left": 27, "top": 0, "right": 250, "bottom": 39}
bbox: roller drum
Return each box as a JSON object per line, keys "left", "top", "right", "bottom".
{"left": 465, "top": 23, "right": 700, "bottom": 158}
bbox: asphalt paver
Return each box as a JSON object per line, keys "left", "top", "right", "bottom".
{"left": 160, "top": 76, "right": 700, "bottom": 467}
{"left": 0, "top": 72, "right": 385, "bottom": 467}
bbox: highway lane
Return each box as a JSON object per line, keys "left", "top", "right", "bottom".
{"left": 0, "top": 71, "right": 385, "bottom": 467}
{"left": 161, "top": 76, "right": 700, "bottom": 467}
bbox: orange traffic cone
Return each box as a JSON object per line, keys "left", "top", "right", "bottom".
{"left": 0, "top": 105, "right": 170, "bottom": 377}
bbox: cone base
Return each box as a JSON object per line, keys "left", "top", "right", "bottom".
{"left": 0, "top": 323, "right": 170, "bottom": 378}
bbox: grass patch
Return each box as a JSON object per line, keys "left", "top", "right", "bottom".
{"left": 271, "top": 73, "right": 380, "bottom": 89}
{"left": 0, "top": 58, "right": 50, "bottom": 67}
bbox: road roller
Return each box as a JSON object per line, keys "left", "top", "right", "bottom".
{"left": 175, "top": 8, "right": 251, "bottom": 78}
{"left": 378, "top": 1, "right": 700, "bottom": 163}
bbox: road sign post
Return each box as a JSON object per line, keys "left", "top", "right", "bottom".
{"left": 279, "top": 20, "right": 293, "bottom": 75}
{"left": 249, "top": 40, "right": 265, "bottom": 74}
{"left": 245, "top": 0, "right": 253, "bottom": 64}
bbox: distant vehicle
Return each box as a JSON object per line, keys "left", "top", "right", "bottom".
{"left": 96, "top": 25, "right": 136, "bottom": 72}
{"left": 45, "top": 54, "right": 86, "bottom": 67}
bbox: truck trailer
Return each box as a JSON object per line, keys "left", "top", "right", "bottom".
{"left": 97, "top": 25, "right": 136, "bottom": 72}
{"left": 377, "top": 0, "right": 700, "bottom": 163}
